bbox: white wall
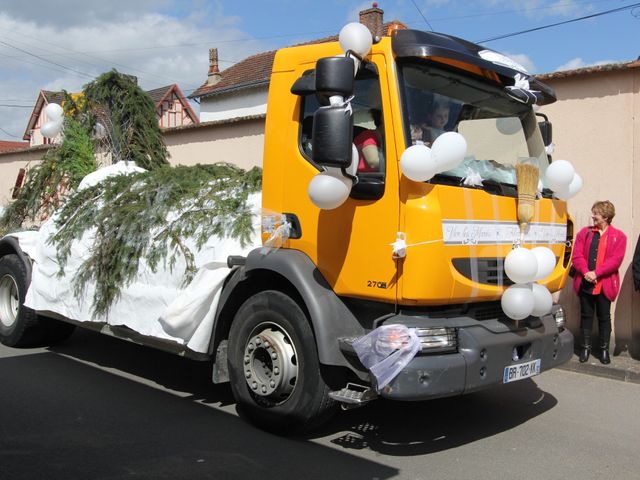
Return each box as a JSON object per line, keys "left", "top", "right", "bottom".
{"left": 199, "top": 87, "right": 268, "bottom": 122}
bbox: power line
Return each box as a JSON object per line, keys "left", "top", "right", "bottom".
{"left": 410, "top": 0, "right": 434, "bottom": 31}
{"left": 478, "top": 2, "right": 640, "bottom": 43}
{"left": 0, "top": 104, "right": 33, "bottom": 108}
{"left": 0, "top": 126, "right": 22, "bottom": 138}
{"left": 0, "top": 38, "right": 95, "bottom": 79}
{"left": 0, "top": 32, "right": 202, "bottom": 90}
{"left": 424, "top": 0, "right": 622, "bottom": 22}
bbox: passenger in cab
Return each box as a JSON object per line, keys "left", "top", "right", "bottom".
{"left": 354, "top": 108, "right": 383, "bottom": 173}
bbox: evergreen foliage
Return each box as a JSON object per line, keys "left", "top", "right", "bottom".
{"left": 83, "top": 70, "right": 169, "bottom": 170}
{"left": 50, "top": 163, "right": 262, "bottom": 317}
{"left": 0, "top": 117, "right": 96, "bottom": 235}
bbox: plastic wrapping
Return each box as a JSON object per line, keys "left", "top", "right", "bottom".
{"left": 261, "top": 210, "right": 291, "bottom": 252}
{"left": 445, "top": 156, "right": 516, "bottom": 185}
{"left": 352, "top": 324, "right": 421, "bottom": 390}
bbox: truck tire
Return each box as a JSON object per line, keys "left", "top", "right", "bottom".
{"left": 227, "top": 290, "right": 336, "bottom": 434}
{"left": 0, "top": 254, "right": 43, "bottom": 347}
{"left": 0, "top": 254, "right": 75, "bottom": 347}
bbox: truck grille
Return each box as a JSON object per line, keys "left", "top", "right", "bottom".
{"left": 452, "top": 258, "right": 513, "bottom": 286}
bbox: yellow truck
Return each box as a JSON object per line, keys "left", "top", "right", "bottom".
{"left": 0, "top": 25, "right": 573, "bottom": 433}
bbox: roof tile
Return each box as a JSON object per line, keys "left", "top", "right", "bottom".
{"left": 536, "top": 59, "right": 640, "bottom": 81}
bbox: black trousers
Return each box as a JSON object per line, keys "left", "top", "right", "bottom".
{"left": 579, "top": 291, "right": 611, "bottom": 336}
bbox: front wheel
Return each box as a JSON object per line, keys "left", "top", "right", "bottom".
{"left": 227, "top": 290, "right": 336, "bottom": 434}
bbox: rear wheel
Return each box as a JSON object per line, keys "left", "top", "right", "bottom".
{"left": 0, "top": 254, "right": 75, "bottom": 347}
{"left": 227, "top": 290, "right": 336, "bottom": 434}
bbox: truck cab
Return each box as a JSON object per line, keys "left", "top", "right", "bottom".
{"left": 236, "top": 27, "right": 573, "bottom": 427}
{"left": 0, "top": 25, "right": 574, "bottom": 435}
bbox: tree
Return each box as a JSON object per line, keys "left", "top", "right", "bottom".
{"left": 83, "top": 70, "right": 169, "bottom": 170}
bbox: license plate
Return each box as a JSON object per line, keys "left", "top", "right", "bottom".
{"left": 503, "top": 359, "right": 541, "bottom": 383}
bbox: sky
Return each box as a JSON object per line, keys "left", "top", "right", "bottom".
{"left": 1, "top": 0, "right": 638, "bottom": 141}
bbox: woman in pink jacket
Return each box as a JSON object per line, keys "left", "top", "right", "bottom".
{"left": 572, "top": 201, "right": 627, "bottom": 364}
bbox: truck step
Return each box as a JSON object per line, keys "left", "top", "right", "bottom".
{"left": 329, "top": 383, "right": 378, "bottom": 408}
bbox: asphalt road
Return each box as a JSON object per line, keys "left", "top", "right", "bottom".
{"left": 1, "top": 329, "right": 639, "bottom": 480}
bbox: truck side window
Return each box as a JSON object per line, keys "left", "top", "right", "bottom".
{"left": 299, "top": 63, "right": 384, "bottom": 175}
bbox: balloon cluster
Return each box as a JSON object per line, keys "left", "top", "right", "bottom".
{"left": 308, "top": 22, "right": 372, "bottom": 210}
{"left": 544, "top": 159, "right": 582, "bottom": 200}
{"left": 501, "top": 246, "right": 556, "bottom": 320}
{"left": 400, "top": 131, "right": 467, "bottom": 182}
{"left": 41, "top": 103, "right": 64, "bottom": 139}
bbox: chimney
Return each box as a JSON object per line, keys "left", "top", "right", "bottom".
{"left": 359, "top": 2, "right": 384, "bottom": 38}
{"left": 207, "top": 48, "right": 222, "bottom": 86}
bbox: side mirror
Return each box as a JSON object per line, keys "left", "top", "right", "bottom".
{"left": 311, "top": 105, "right": 353, "bottom": 168}
{"left": 536, "top": 113, "right": 552, "bottom": 146}
{"left": 538, "top": 121, "right": 552, "bottom": 146}
{"left": 315, "top": 57, "right": 354, "bottom": 105}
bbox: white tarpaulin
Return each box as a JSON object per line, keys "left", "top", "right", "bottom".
{"left": 13, "top": 162, "right": 262, "bottom": 354}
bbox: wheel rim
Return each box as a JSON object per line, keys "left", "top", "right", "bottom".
{"left": 242, "top": 322, "right": 298, "bottom": 405}
{"left": 0, "top": 274, "right": 19, "bottom": 328}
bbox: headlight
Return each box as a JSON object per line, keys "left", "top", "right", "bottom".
{"left": 416, "top": 327, "right": 457, "bottom": 353}
{"left": 553, "top": 306, "right": 566, "bottom": 331}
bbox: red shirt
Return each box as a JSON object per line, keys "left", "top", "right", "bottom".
{"left": 354, "top": 129, "right": 378, "bottom": 173}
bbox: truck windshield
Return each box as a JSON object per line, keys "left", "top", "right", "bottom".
{"left": 398, "top": 60, "right": 549, "bottom": 189}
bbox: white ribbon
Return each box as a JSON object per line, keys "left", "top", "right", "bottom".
{"left": 390, "top": 232, "right": 407, "bottom": 258}
{"left": 462, "top": 169, "right": 484, "bottom": 187}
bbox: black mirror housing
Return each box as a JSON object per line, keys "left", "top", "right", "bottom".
{"left": 315, "top": 57, "right": 355, "bottom": 101}
{"left": 311, "top": 105, "right": 354, "bottom": 168}
{"left": 538, "top": 120, "right": 552, "bottom": 146}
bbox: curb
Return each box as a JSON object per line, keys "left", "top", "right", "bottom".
{"left": 558, "top": 355, "right": 640, "bottom": 384}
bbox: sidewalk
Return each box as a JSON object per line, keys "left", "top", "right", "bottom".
{"left": 558, "top": 352, "right": 640, "bottom": 384}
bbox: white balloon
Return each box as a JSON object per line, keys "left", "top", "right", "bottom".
{"left": 531, "top": 246, "right": 556, "bottom": 280}
{"left": 41, "top": 119, "right": 63, "bottom": 138}
{"left": 431, "top": 132, "right": 467, "bottom": 172}
{"left": 545, "top": 160, "right": 575, "bottom": 192}
{"left": 308, "top": 171, "right": 353, "bottom": 210}
{"left": 400, "top": 144, "right": 437, "bottom": 182}
{"left": 501, "top": 283, "right": 535, "bottom": 320}
{"left": 338, "top": 22, "right": 372, "bottom": 57}
{"left": 531, "top": 283, "right": 553, "bottom": 317}
{"left": 504, "top": 247, "right": 538, "bottom": 284}
{"left": 558, "top": 173, "right": 583, "bottom": 200}
{"left": 44, "top": 102, "right": 63, "bottom": 121}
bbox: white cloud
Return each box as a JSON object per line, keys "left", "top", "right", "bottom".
{"left": 0, "top": 6, "right": 270, "bottom": 140}
{"left": 0, "top": 0, "right": 173, "bottom": 27}
{"left": 502, "top": 51, "right": 537, "bottom": 73}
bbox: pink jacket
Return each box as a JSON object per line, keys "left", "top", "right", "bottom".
{"left": 572, "top": 225, "right": 627, "bottom": 301}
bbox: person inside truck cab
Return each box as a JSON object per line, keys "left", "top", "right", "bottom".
{"left": 421, "top": 100, "right": 450, "bottom": 146}
{"left": 354, "top": 108, "right": 383, "bottom": 173}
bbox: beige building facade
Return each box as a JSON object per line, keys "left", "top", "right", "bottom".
{"left": 538, "top": 60, "right": 640, "bottom": 358}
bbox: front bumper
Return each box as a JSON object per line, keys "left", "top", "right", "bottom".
{"left": 349, "top": 312, "right": 573, "bottom": 401}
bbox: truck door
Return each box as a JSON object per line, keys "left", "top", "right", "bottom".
{"left": 287, "top": 53, "right": 400, "bottom": 304}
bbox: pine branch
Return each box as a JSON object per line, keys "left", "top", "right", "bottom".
{"left": 49, "top": 163, "right": 262, "bottom": 318}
